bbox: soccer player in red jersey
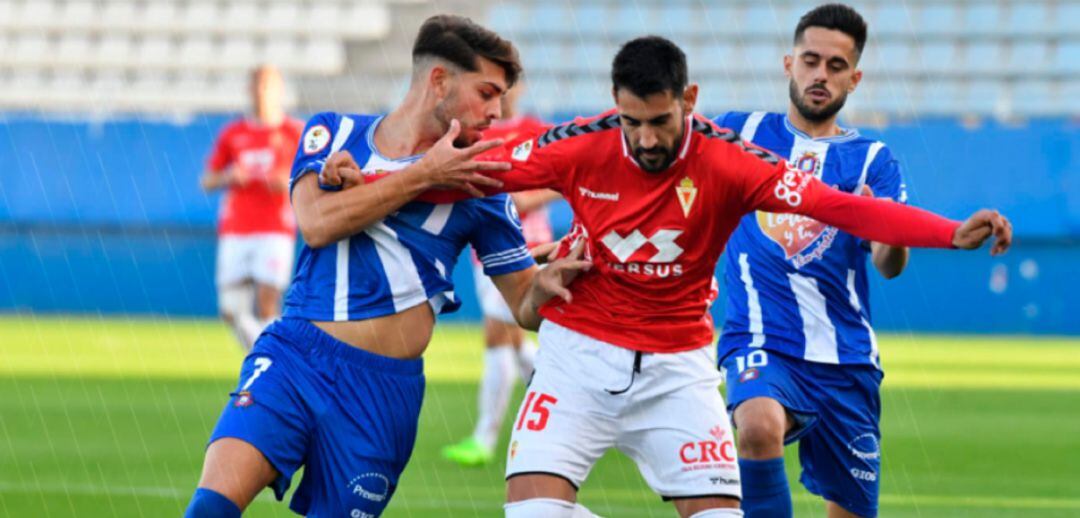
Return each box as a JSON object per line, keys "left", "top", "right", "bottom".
{"left": 324, "top": 36, "right": 1010, "bottom": 518}
{"left": 200, "top": 65, "right": 303, "bottom": 350}
{"left": 443, "top": 83, "right": 563, "bottom": 467}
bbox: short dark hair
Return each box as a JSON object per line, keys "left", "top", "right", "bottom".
{"left": 611, "top": 36, "right": 688, "bottom": 98}
{"left": 412, "top": 14, "right": 521, "bottom": 87}
{"left": 794, "top": 4, "right": 868, "bottom": 58}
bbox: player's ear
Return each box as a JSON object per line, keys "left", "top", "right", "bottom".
{"left": 429, "top": 64, "right": 452, "bottom": 100}
{"left": 848, "top": 68, "right": 863, "bottom": 93}
{"left": 681, "top": 83, "right": 699, "bottom": 114}
{"left": 783, "top": 53, "right": 794, "bottom": 79}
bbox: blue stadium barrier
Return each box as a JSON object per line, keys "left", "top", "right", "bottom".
{"left": 0, "top": 113, "right": 1076, "bottom": 335}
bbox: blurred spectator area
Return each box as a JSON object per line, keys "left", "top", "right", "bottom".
{"left": 0, "top": 0, "right": 1076, "bottom": 120}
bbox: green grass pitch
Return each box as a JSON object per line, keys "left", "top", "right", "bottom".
{"left": 1, "top": 315, "right": 1079, "bottom": 517}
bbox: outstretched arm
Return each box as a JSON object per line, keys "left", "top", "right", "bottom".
{"left": 743, "top": 159, "right": 1012, "bottom": 254}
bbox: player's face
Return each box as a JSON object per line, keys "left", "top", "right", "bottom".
{"left": 252, "top": 66, "right": 284, "bottom": 116}
{"left": 434, "top": 58, "right": 507, "bottom": 147}
{"left": 614, "top": 86, "right": 698, "bottom": 173}
{"left": 785, "top": 27, "right": 863, "bottom": 123}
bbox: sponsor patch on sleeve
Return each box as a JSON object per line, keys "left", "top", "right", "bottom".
{"left": 303, "top": 124, "right": 331, "bottom": 155}
{"left": 511, "top": 139, "right": 534, "bottom": 161}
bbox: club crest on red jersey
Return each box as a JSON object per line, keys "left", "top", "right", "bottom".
{"left": 676, "top": 176, "right": 698, "bottom": 218}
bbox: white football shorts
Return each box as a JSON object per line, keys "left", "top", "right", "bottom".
{"left": 473, "top": 262, "right": 517, "bottom": 324}
{"left": 506, "top": 320, "right": 741, "bottom": 500}
{"left": 215, "top": 233, "right": 295, "bottom": 290}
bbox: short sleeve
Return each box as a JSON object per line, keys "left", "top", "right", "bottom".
{"left": 290, "top": 112, "right": 341, "bottom": 193}
{"left": 206, "top": 124, "right": 235, "bottom": 173}
{"left": 865, "top": 145, "right": 908, "bottom": 204}
{"left": 469, "top": 194, "right": 536, "bottom": 276}
{"left": 713, "top": 111, "right": 743, "bottom": 132}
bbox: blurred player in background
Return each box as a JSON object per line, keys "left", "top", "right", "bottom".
{"left": 715, "top": 6, "right": 917, "bottom": 517}
{"left": 442, "top": 82, "right": 561, "bottom": 467}
{"left": 200, "top": 65, "right": 302, "bottom": 351}
{"left": 186, "top": 15, "right": 541, "bottom": 518}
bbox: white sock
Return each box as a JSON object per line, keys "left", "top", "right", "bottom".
{"left": 505, "top": 499, "right": 601, "bottom": 518}
{"left": 218, "top": 285, "right": 260, "bottom": 351}
{"left": 473, "top": 345, "right": 516, "bottom": 449}
{"left": 515, "top": 339, "right": 538, "bottom": 380}
{"left": 689, "top": 509, "right": 743, "bottom": 517}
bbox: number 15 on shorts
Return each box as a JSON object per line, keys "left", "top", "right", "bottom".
{"left": 515, "top": 392, "right": 557, "bottom": 431}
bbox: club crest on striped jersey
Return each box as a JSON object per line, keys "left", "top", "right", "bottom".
{"left": 675, "top": 176, "right": 698, "bottom": 218}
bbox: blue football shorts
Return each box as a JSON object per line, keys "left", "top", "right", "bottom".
{"left": 208, "top": 317, "right": 425, "bottom": 517}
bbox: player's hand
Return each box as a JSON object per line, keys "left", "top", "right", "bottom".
{"left": 414, "top": 119, "right": 509, "bottom": 197}
{"left": 953, "top": 209, "right": 1013, "bottom": 255}
{"left": 860, "top": 185, "right": 875, "bottom": 197}
{"left": 531, "top": 242, "right": 592, "bottom": 304}
{"left": 230, "top": 164, "right": 251, "bottom": 186}
{"left": 528, "top": 242, "right": 559, "bottom": 265}
{"left": 319, "top": 150, "right": 363, "bottom": 188}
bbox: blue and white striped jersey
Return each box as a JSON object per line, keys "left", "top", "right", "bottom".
{"left": 716, "top": 111, "right": 907, "bottom": 368}
{"left": 282, "top": 112, "right": 535, "bottom": 322}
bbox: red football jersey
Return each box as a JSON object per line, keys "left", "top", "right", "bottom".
{"left": 207, "top": 118, "right": 303, "bottom": 236}
{"left": 483, "top": 116, "right": 554, "bottom": 248}
{"left": 486, "top": 111, "right": 959, "bottom": 353}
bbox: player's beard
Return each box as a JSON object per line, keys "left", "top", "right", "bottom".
{"left": 434, "top": 91, "right": 479, "bottom": 148}
{"left": 789, "top": 80, "right": 847, "bottom": 123}
{"left": 631, "top": 128, "right": 681, "bottom": 174}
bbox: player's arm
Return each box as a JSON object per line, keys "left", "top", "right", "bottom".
{"left": 736, "top": 149, "right": 1012, "bottom": 254}
{"left": 294, "top": 120, "right": 509, "bottom": 248}
{"left": 200, "top": 124, "right": 244, "bottom": 192}
{"left": 860, "top": 185, "right": 909, "bottom": 279}
{"left": 511, "top": 189, "right": 562, "bottom": 213}
{"left": 513, "top": 243, "right": 592, "bottom": 330}
{"left": 491, "top": 266, "right": 542, "bottom": 330}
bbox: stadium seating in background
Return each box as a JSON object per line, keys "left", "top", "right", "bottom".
{"left": 488, "top": 0, "right": 1080, "bottom": 121}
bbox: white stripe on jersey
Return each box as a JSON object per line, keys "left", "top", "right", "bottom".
{"left": 421, "top": 204, "right": 454, "bottom": 235}
{"left": 847, "top": 269, "right": 881, "bottom": 368}
{"left": 738, "top": 253, "right": 766, "bottom": 348}
{"left": 787, "top": 273, "right": 839, "bottom": 364}
{"left": 483, "top": 246, "right": 531, "bottom": 269}
{"left": 856, "top": 141, "right": 885, "bottom": 194}
{"left": 365, "top": 222, "right": 428, "bottom": 312}
{"left": 740, "top": 111, "right": 767, "bottom": 142}
{"left": 331, "top": 116, "right": 356, "bottom": 322}
{"left": 334, "top": 239, "right": 350, "bottom": 321}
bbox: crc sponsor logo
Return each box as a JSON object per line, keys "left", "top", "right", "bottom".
{"left": 680, "top": 426, "right": 736, "bottom": 471}
{"left": 578, "top": 186, "right": 620, "bottom": 201}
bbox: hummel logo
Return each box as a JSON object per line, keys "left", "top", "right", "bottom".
{"left": 578, "top": 187, "right": 619, "bottom": 201}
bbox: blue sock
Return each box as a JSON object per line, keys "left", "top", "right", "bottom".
{"left": 185, "top": 487, "right": 241, "bottom": 518}
{"left": 739, "top": 457, "right": 792, "bottom": 518}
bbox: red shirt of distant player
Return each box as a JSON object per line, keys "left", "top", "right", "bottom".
{"left": 480, "top": 111, "right": 959, "bottom": 353}
{"left": 207, "top": 118, "right": 303, "bottom": 236}
{"left": 483, "top": 116, "right": 553, "bottom": 247}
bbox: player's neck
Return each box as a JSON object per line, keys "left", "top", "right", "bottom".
{"left": 785, "top": 106, "right": 842, "bottom": 140}
{"left": 376, "top": 103, "right": 442, "bottom": 159}
{"left": 254, "top": 107, "right": 285, "bottom": 128}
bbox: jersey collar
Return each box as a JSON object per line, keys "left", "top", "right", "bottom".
{"left": 783, "top": 115, "right": 859, "bottom": 143}
{"left": 367, "top": 115, "right": 424, "bottom": 164}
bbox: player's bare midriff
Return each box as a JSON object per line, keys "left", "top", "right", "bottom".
{"left": 312, "top": 302, "right": 435, "bottom": 359}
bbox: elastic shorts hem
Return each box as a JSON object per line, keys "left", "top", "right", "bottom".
{"left": 273, "top": 317, "right": 423, "bottom": 376}
{"left": 660, "top": 493, "right": 741, "bottom": 502}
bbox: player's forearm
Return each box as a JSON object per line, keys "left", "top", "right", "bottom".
{"left": 294, "top": 168, "right": 432, "bottom": 248}
{"left": 803, "top": 186, "right": 959, "bottom": 248}
{"left": 510, "top": 190, "right": 562, "bottom": 213}
{"left": 200, "top": 171, "right": 231, "bottom": 192}
{"left": 871, "top": 242, "right": 909, "bottom": 279}
{"left": 515, "top": 284, "right": 548, "bottom": 331}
